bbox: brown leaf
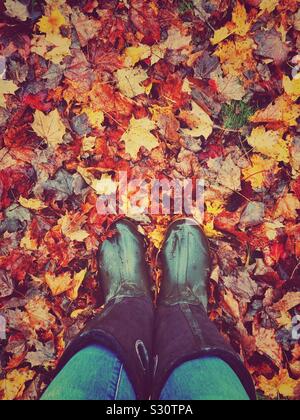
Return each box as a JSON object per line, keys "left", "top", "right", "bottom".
{"left": 254, "top": 29, "right": 290, "bottom": 65}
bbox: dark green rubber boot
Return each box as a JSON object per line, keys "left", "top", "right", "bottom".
{"left": 56, "top": 220, "right": 154, "bottom": 400}
{"left": 153, "top": 219, "right": 256, "bottom": 400}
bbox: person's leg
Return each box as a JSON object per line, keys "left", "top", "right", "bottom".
{"left": 152, "top": 220, "right": 256, "bottom": 400}
{"left": 42, "top": 344, "right": 136, "bottom": 400}
{"left": 160, "top": 357, "right": 250, "bottom": 401}
{"left": 50, "top": 221, "right": 154, "bottom": 400}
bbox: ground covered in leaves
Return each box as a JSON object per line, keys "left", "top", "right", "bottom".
{"left": 0, "top": 0, "right": 300, "bottom": 400}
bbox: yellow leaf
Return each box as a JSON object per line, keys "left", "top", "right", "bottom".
{"left": 82, "top": 136, "right": 96, "bottom": 152}
{"left": 211, "top": 70, "right": 246, "bottom": 101}
{"left": 4, "top": 0, "right": 29, "bottom": 21}
{"left": 274, "top": 193, "right": 300, "bottom": 220}
{"left": 31, "top": 33, "right": 71, "bottom": 65}
{"left": 19, "top": 196, "right": 46, "bottom": 211}
{"left": 0, "top": 80, "right": 18, "bottom": 108}
{"left": 264, "top": 221, "right": 284, "bottom": 240}
{"left": 206, "top": 200, "right": 225, "bottom": 216}
{"left": 247, "top": 126, "right": 290, "bottom": 163}
{"left": 257, "top": 370, "right": 298, "bottom": 399}
{"left": 211, "top": 27, "right": 232, "bottom": 46}
{"left": 203, "top": 220, "right": 223, "bottom": 238}
{"left": 121, "top": 117, "right": 159, "bottom": 160}
{"left": 70, "top": 308, "right": 86, "bottom": 319}
{"left": 215, "top": 38, "right": 256, "bottom": 77}
{"left": 20, "top": 231, "right": 38, "bottom": 251}
{"left": 148, "top": 225, "right": 166, "bottom": 249}
{"left": 32, "top": 109, "right": 66, "bottom": 147}
{"left": 124, "top": 45, "right": 151, "bottom": 67}
{"left": 250, "top": 94, "right": 300, "bottom": 127}
{"left": 116, "top": 67, "right": 148, "bottom": 98}
{"left": 38, "top": 7, "right": 66, "bottom": 35}
{"left": 210, "top": 2, "right": 251, "bottom": 45}
{"left": 45, "top": 272, "right": 74, "bottom": 296}
{"left": 66, "top": 269, "right": 87, "bottom": 301}
{"left": 0, "top": 369, "right": 35, "bottom": 401}
{"left": 180, "top": 101, "right": 213, "bottom": 139}
{"left": 92, "top": 174, "right": 117, "bottom": 196}
{"left": 58, "top": 212, "right": 89, "bottom": 242}
{"left": 259, "top": 0, "right": 279, "bottom": 13}
{"left": 232, "top": 1, "right": 251, "bottom": 37}
{"left": 283, "top": 75, "right": 300, "bottom": 101}
{"left": 82, "top": 107, "right": 104, "bottom": 128}
{"left": 242, "top": 155, "right": 279, "bottom": 189}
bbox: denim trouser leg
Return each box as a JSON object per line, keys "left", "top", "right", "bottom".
{"left": 160, "top": 357, "right": 250, "bottom": 401}
{"left": 41, "top": 345, "right": 136, "bottom": 400}
{"left": 42, "top": 346, "right": 249, "bottom": 400}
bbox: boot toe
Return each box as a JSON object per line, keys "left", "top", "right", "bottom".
{"left": 98, "top": 219, "right": 151, "bottom": 303}
{"left": 160, "top": 219, "right": 211, "bottom": 307}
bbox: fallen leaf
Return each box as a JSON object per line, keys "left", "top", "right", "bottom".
{"left": 257, "top": 370, "right": 299, "bottom": 399}
{"left": 32, "top": 109, "right": 66, "bottom": 148}
{"left": 180, "top": 101, "right": 214, "bottom": 139}
{"left": 37, "top": 8, "right": 66, "bottom": 35}
{"left": 274, "top": 194, "right": 300, "bottom": 220}
{"left": 121, "top": 117, "right": 159, "bottom": 160}
{"left": 4, "top": 0, "right": 29, "bottom": 22}
{"left": 247, "top": 127, "right": 290, "bottom": 163}
{"left": 259, "top": 0, "right": 279, "bottom": 13}
{"left": 254, "top": 29, "right": 290, "bottom": 65}
{"left": 255, "top": 327, "right": 282, "bottom": 366}
{"left": 242, "top": 155, "right": 279, "bottom": 189}
{"left": 0, "top": 80, "right": 18, "bottom": 108}
{"left": 0, "top": 369, "right": 35, "bottom": 401}
{"left": 124, "top": 45, "right": 151, "bottom": 67}
{"left": 283, "top": 75, "right": 300, "bottom": 101}
{"left": 45, "top": 272, "right": 74, "bottom": 297}
{"left": 116, "top": 67, "right": 149, "bottom": 98}
{"left": 66, "top": 269, "right": 87, "bottom": 301}
{"left": 19, "top": 197, "right": 46, "bottom": 211}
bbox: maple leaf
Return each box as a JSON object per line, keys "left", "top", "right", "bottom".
{"left": 0, "top": 80, "right": 18, "bottom": 108}
{"left": 45, "top": 272, "right": 74, "bottom": 297}
{"left": 257, "top": 370, "right": 299, "bottom": 399}
{"left": 0, "top": 369, "right": 35, "bottom": 401}
{"left": 180, "top": 101, "right": 214, "bottom": 139}
{"left": 25, "top": 296, "right": 56, "bottom": 331}
{"left": 19, "top": 197, "right": 46, "bottom": 211}
{"left": 211, "top": 70, "right": 246, "bottom": 101}
{"left": 121, "top": 117, "right": 159, "bottom": 160}
{"left": 31, "top": 34, "right": 71, "bottom": 65}
{"left": 211, "top": 2, "right": 251, "bottom": 45}
{"left": 58, "top": 212, "right": 89, "bottom": 242}
{"left": 242, "top": 155, "right": 279, "bottom": 189}
{"left": 255, "top": 327, "right": 283, "bottom": 367}
{"left": 250, "top": 95, "right": 300, "bottom": 127}
{"left": 215, "top": 38, "right": 256, "bottom": 77}
{"left": 4, "top": 0, "right": 29, "bottom": 22}
{"left": 38, "top": 8, "right": 66, "bottom": 35}
{"left": 124, "top": 45, "right": 151, "bottom": 67}
{"left": 254, "top": 29, "right": 290, "bottom": 65}
{"left": 247, "top": 127, "right": 290, "bottom": 163}
{"left": 283, "top": 75, "right": 300, "bottom": 101}
{"left": 66, "top": 269, "right": 87, "bottom": 301}
{"left": 32, "top": 109, "right": 66, "bottom": 148}
{"left": 274, "top": 194, "right": 300, "bottom": 220}
{"left": 259, "top": 0, "right": 279, "bottom": 13}
{"left": 71, "top": 9, "right": 101, "bottom": 47}
{"left": 116, "top": 67, "right": 149, "bottom": 99}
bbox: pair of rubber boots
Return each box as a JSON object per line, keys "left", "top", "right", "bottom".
{"left": 58, "top": 219, "right": 255, "bottom": 400}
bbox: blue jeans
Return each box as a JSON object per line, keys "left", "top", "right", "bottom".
{"left": 42, "top": 345, "right": 249, "bottom": 400}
